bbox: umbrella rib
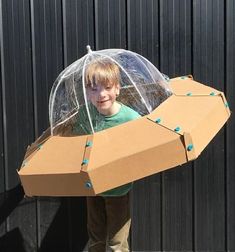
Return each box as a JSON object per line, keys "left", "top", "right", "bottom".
{"left": 129, "top": 51, "right": 171, "bottom": 93}
{"left": 49, "top": 79, "right": 62, "bottom": 135}
{"left": 72, "top": 72, "right": 80, "bottom": 110}
{"left": 82, "top": 55, "right": 95, "bottom": 134}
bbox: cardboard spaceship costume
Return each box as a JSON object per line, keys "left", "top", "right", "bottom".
{"left": 18, "top": 47, "right": 231, "bottom": 196}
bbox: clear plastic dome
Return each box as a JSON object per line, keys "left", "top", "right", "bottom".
{"left": 49, "top": 46, "right": 172, "bottom": 135}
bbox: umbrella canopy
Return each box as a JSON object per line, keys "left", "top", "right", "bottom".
{"left": 49, "top": 46, "right": 172, "bottom": 135}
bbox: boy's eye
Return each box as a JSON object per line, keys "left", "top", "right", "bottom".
{"left": 91, "top": 86, "right": 97, "bottom": 91}
{"left": 105, "top": 86, "right": 112, "bottom": 90}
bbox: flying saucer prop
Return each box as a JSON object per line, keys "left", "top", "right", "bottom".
{"left": 18, "top": 48, "right": 230, "bottom": 196}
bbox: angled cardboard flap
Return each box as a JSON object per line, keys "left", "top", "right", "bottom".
{"left": 86, "top": 117, "right": 183, "bottom": 170}
{"left": 170, "top": 77, "right": 219, "bottom": 96}
{"left": 147, "top": 94, "right": 229, "bottom": 157}
{"left": 19, "top": 135, "right": 88, "bottom": 175}
{"left": 85, "top": 117, "right": 187, "bottom": 194}
{"left": 147, "top": 95, "right": 226, "bottom": 133}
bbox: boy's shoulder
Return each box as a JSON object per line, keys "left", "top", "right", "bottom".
{"left": 103, "top": 103, "right": 140, "bottom": 129}
{"left": 119, "top": 104, "right": 141, "bottom": 120}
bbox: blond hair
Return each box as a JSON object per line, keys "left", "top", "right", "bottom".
{"left": 85, "top": 58, "right": 120, "bottom": 88}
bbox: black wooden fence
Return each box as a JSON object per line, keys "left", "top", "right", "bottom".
{"left": 0, "top": 0, "right": 234, "bottom": 251}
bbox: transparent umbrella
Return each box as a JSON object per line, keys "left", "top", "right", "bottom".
{"left": 49, "top": 46, "right": 172, "bottom": 135}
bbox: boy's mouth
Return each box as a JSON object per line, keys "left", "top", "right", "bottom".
{"left": 97, "top": 100, "right": 109, "bottom": 104}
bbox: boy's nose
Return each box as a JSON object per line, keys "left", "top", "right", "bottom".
{"left": 98, "top": 88, "right": 106, "bottom": 97}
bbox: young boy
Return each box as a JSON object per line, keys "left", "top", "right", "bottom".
{"left": 74, "top": 58, "right": 140, "bottom": 251}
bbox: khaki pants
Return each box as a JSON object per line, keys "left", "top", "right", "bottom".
{"left": 87, "top": 193, "right": 131, "bottom": 252}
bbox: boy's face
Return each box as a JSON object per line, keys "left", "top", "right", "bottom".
{"left": 86, "top": 82, "right": 120, "bottom": 115}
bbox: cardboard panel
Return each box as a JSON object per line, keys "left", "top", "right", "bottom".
{"left": 170, "top": 78, "right": 218, "bottom": 95}
{"left": 19, "top": 135, "right": 87, "bottom": 174}
{"left": 85, "top": 118, "right": 187, "bottom": 193}
{"left": 189, "top": 97, "right": 229, "bottom": 157}
{"left": 19, "top": 171, "right": 94, "bottom": 197}
{"left": 88, "top": 134, "right": 187, "bottom": 194}
{"left": 148, "top": 94, "right": 228, "bottom": 135}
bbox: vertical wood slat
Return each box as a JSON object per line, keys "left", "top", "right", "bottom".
{"left": 63, "top": 0, "right": 94, "bottom": 66}
{"left": 128, "top": 1, "right": 161, "bottom": 251}
{"left": 0, "top": 0, "right": 36, "bottom": 251}
{"left": 31, "top": 0, "right": 64, "bottom": 135}
{"left": 128, "top": 0, "right": 160, "bottom": 67}
{"left": 0, "top": 0, "right": 34, "bottom": 188}
{"left": 37, "top": 197, "right": 71, "bottom": 251}
{"left": 160, "top": 0, "right": 192, "bottom": 77}
{"left": 0, "top": 1, "right": 6, "bottom": 240}
{"left": 226, "top": 0, "right": 235, "bottom": 251}
{"left": 158, "top": 1, "right": 193, "bottom": 251}
{"left": 30, "top": 1, "right": 70, "bottom": 251}
{"left": 162, "top": 164, "right": 193, "bottom": 251}
{"left": 0, "top": 0, "right": 6, "bottom": 238}
{"left": 0, "top": 76, "right": 6, "bottom": 236}
{"left": 0, "top": 1, "right": 4, "bottom": 193}
{"left": 67, "top": 197, "right": 88, "bottom": 252}
{"left": 193, "top": 0, "right": 226, "bottom": 251}
{"left": 94, "top": 0, "right": 126, "bottom": 50}
{"left": 131, "top": 176, "right": 162, "bottom": 251}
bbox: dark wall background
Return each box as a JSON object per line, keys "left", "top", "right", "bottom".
{"left": 0, "top": 0, "right": 234, "bottom": 251}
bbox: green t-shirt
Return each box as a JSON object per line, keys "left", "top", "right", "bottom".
{"left": 74, "top": 103, "right": 141, "bottom": 196}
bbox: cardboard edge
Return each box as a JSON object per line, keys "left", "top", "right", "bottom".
{"left": 218, "top": 92, "right": 231, "bottom": 116}
{"left": 19, "top": 128, "right": 51, "bottom": 171}
{"left": 183, "top": 132, "right": 197, "bottom": 161}
{"left": 170, "top": 76, "right": 222, "bottom": 97}
{"left": 81, "top": 135, "right": 94, "bottom": 172}
{"left": 146, "top": 118, "right": 197, "bottom": 161}
{"left": 170, "top": 75, "right": 193, "bottom": 81}
{"left": 18, "top": 170, "right": 96, "bottom": 197}
{"left": 146, "top": 116, "right": 185, "bottom": 137}
{"left": 188, "top": 95, "right": 230, "bottom": 157}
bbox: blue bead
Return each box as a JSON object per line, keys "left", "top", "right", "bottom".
{"left": 174, "top": 127, "right": 181, "bottom": 132}
{"left": 187, "top": 92, "right": 192, "bottom": 96}
{"left": 86, "top": 141, "right": 93, "bottom": 147}
{"left": 225, "top": 102, "right": 229, "bottom": 108}
{"left": 38, "top": 144, "right": 42, "bottom": 149}
{"left": 210, "top": 92, "right": 215, "bottom": 96}
{"left": 187, "top": 144, "right": 194, "bottom": 151}
{"left": 82, "top": 159, "right": 89, "bottom": 165}
{"left": 155, "top": 118, "right": 161, "bottom": 123}
{"left": 85, "top": 182, "right": 92, "bottom": 188}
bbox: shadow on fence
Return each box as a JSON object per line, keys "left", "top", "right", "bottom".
{"left": 0, "top": 184, "right": 88, "bottom": 251}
